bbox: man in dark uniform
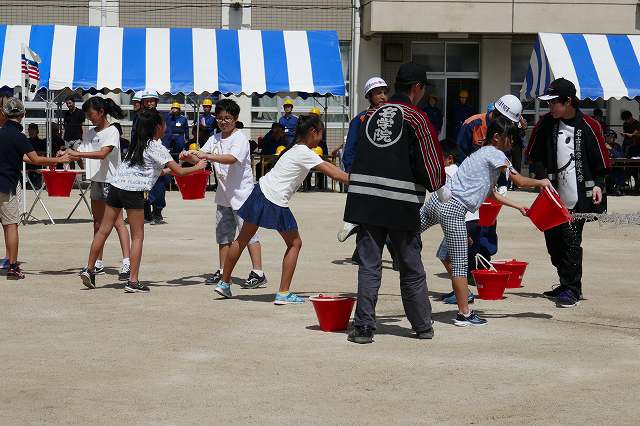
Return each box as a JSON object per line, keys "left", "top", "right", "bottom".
{"left": 63, "top": 95, "right": 85, "bottom": 169}
{"left": 344, "top": 62, "right": 446, "bottom": 344}
{"left": 164, "top": 102, "right": 190, "bottom": 160}
{"left": 279, "top": 99, "right": 298, "bottom": 144}
{"left": 199, "top": 98, "right": 217, "bottom": 136}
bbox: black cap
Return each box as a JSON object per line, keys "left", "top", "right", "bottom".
{"left": 396, "top": 62, "right": 428, "bottom": 85}
{"left": 539, "top": 78, "right": 577, "bottom": 101}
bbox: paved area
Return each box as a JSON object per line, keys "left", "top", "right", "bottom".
{"left": 2, "top": 190, "right": 639, "bottom": 424}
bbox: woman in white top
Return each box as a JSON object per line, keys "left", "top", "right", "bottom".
{"left": 67, "top": 97, "right": 131, "bottom": 280}
{"left": 204, "top": 115, "right": 349, "bottom": 305}
{"left": 79, "top": 109, "right": 205, "bottom": 292}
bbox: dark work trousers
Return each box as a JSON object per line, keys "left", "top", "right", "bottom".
{"left": 543, "top": 218, "right": 586, "bottom": 297}
{"left": 354, "top": 224, "right": 432, "bottom": 332}
{"left": 148, "top": 175, "right": 168, "bottom": 210}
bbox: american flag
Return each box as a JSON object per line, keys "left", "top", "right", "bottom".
{"left": 21, "top": 44, "right": 41, "bottom": 101}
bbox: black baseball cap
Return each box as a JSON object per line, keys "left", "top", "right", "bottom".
{"left": 539, "top": 78, "right": 577, "bottom": 101}
{"left": 396, "top": 62, "right": 428, "bottom": 85}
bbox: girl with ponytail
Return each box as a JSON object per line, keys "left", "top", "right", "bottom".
{"left": 65, "top": 96, "right": 131, "bottom": 280}
{"left": 79, "top": 109, "right": 206, "bottom": 293}
{"left": 203, "top": 114, "right": 349, "bottom": 305}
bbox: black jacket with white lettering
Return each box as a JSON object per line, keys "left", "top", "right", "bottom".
{"left": 526, "top": 110, "right": 612, "bottom": 214}
{"left": 343, "top": 94, "right": 445, "bottom": 231}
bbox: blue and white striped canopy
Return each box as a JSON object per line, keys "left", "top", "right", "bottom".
{"left": 0, "top": 24, "right": 345, "bottom": 96}
{"left": 522, "top": 33, "right": 640, "bottom": 100}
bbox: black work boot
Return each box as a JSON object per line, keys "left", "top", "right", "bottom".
{"left": 347, "top": 325, "right": 374, "bottom": 344}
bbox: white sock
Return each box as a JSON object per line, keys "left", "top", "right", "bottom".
{"left": 122, "top": 258, "right": 130, "bottom": 266}
{"left": 95, "top": 259, "right": 104, "bottom": 268}
{"left": 252, "top": 269, "right": 264, "bottom": 277}
{"left": 459, "top": 310, "right": 471, "bottom": 317}
{"left": 218, "top": 268, "right": 223, "bottom": 275}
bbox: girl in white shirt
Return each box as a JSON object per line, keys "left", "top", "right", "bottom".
{"left": 79, "top": 109, "right": 205, "bottom": 293}
{"left": 66, "top": 97, "right": 131, "bottom": 280}
{"left": 212, "top": 115, "right": 349, "bottom": 305}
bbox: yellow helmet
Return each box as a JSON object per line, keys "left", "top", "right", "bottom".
{"left": 458, "top": 89, "right": 470, "bottom": 98}
{"left": 310, "top": 107, "right": 321, "bottom": 116}
{"left": 202, "top": 98, "right": 214, "bottom": 106}
{"left": 312, "top": 146, "right": 324, "bottom": 156}
{"left": 275, "top": 145, "right": 287, "bottom": 155}
{"left": 283, "top": 99, "right": 294, "bottom": 106}
{"left": 188, "top": 143, "right": 199, "bottom": 151}
{"left": 171, "top": 102, "right": 181, "bottom": 109}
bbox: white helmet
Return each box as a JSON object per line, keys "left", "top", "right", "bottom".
{"left": 364, "top": 77, "right": 388, "bottom": 97}
{"left": 141, "top": 89, "right": 160, "bottom": 100}
{"left": 494, "top": 94, "right": 522, "bottom": 123}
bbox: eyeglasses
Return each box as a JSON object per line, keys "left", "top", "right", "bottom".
{"left": 217, "top": 116, "right": 235, "bottom": 123}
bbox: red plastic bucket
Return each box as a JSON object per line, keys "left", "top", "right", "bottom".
{"left": 491, "top": 259, "right": 528, "bottom": 288}
{"left": 174, "top": 170, "right": 211, "bottom": 200}
{"left": 478, "top": 199, "right": 502, "bottom": 226}
{"left": 471, "top": 269, "right": 510, "bottom": 300}
{"left": 310, "top": 294, "right": 356, "bottom": 332}
{"left": 41, "top": 170, "right": 77, "bottom": 197}
{"left": 527, "top": 187, "right": 571, "bottom": 231}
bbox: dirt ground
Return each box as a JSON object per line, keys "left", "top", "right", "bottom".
{"left": 1, "top": 190, "right": 639, "bottom": 425}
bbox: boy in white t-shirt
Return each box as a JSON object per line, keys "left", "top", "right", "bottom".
{"left": 183, "top": 99, "right": 266, "bottom": 289}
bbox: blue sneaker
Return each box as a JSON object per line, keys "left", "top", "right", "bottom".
{"left": 556, "top": 289, "right": 579, "bottom": 308}
{"left": 214, "top": 282, "right": 232, "bottom": 299}
{"left": 274, "top": 292, "right": 304, "bottom": 305}
{"left": 454, "top": 311, "right": 487, "bottom": 327}
{"left": 443, "top": 291, "right": 475, "bottom": 305}
{"left": 0, "top": 257, "right": 9, "bottom": 270}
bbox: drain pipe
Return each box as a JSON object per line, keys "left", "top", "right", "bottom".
{"left": 350, "top": 0, "right": 361, "bottom": 120}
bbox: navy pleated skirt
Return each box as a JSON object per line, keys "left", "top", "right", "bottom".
{"left": 238, "top": 184, "right": 298, "bottom": 232}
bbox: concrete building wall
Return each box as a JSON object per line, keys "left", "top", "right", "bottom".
{"left": 363, "top": 0, "right": 640, "bottom": 35}
{"left": 479, "top": 38, "right": 511, "bottom": 110}
{"left": 355, "top": 37, "right": 383, "bottom": 113}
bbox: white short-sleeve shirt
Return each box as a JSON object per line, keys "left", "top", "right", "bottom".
{"left": 450, "top": 145, "right": 509, "bottom": 213}
{"left": 80, "top": 125, "right": 121, "bottom": 183}
{"left": 110, "top": 139, "right": 173, "bottom": 191}
{"left": 445, "top": 164, "right": 480, "bottom": 221}
{"left": 259, "top": 144, "right": 323, "bottom": 207}
{"left": 201, "top": 130, "right": 254, "bottom": 210}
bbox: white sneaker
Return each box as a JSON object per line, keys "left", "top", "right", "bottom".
{"left": 337, "top": 222, "right": 359, "bottom": 242}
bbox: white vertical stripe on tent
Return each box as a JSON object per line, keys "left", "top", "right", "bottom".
{"left": 145, "top": 28, "right": 171, "bottom": 93}
{"left": 238, "top": 30, "right": 266, "bottom": 94}
{"left": 49, "top": 25, "right": 77, "bottom": 90}
{"left": 584, "top": 34, "right": 628, "bottom": 99}
{"left": 539, "top": 42, "right": 548, "bottom": 96}
{"left": 283, "top": 31, "right": 314, "bottom": 93}
{"left": 0, "top": 25, "right": 31, "bottom": 89}
{"left": 539, "top": 33, "right": 581, "bottom": 98}
{"left": 97, "top": 27, "right": 123, "bottom": 90}
{"left": 528, "top": 46, "right": 539, "bottom": 99}
{"left": 192, "top": 28, "right": 218, "bottom": 94}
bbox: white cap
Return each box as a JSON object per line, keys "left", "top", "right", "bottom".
{"left": 493, "top": 94, "right": 522, "bottom": 123}
{"left": 364, "top": 77, "right": 388, "bottom": 97}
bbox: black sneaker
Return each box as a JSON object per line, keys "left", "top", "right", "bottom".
{"left": 347, "top": 325, "right": 374, "bottom": 344}
{"left": 124, "top": 281, "right": 150, "bottom": 293}
{"left": 415, "top": 328, "right": 434, "bottom": 339}
{"left": 241, "top": 271, "right": 268, "bottom": 289}
{"left": 543, "top": 284, "right": 565, "bottom": 300}
{"left": 93, "top": 265, "right": 105, "bottom": 275}
{"left": 454, "top": 311, "right": 488, "bottom": 327}
{"left": 205, "top": 270, "right": 222, "bottom": 285}
{"left": 150, "top": 217, "right": 167, "bottom": 225}
{"left": 6, "top": 265, "right": 25, "bottom": 280}
{"left": 79, "top": 267, "right": 96, "bottom": 289}
{"left": 556, "top": 289, "right": 579, "bottom": 308}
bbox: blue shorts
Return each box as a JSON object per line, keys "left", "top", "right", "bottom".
{"left": 238, "top": 185, "right": 298, "bottom": 233}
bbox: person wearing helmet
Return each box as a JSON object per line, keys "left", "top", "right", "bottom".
{"left": 279, "top": 99, "right": 298, "bottom": 144}
{"left": 199, "top": 98, "right": 218, "bottom": 135}
{"left": 163, "top": 101, "right": 190, "bottom": 160}
{"left": 141, "top": 90, "right": 159, "bottom": 110}
{"left": 131, "top": 92, "right": 141, "bottom": 114}
{"left": 422, "top": 94, "right": 443, "bottom": 134}
{"left": 450, "top": 89, "right": 475, "bottom": 140}
{"left": 304, "top": 107, "right": 329, "bottom": 191}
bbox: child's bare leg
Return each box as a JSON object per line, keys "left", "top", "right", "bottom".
{"left": 278, "top": 230, "right": 302, "bottom": 293}
{"left": 218, "top": 244, "right": 230, "bottom": 270}
{"left": 222, "top": 223, "right": 259, "bottom": 283}
{"left": 114, "top": 211, "right": 131, "bottom": 260}
{"left": 452, "top": 276, "right": 470, "bottom": 314}
{"left": 441, "top": 259, "right": 452, "bottom": 277}
{"left": 247, "top": 241, "right": 263, "bottom": 270}
{"left": 126, "top": 209, "right": 145, "bottom": 282}
{"left": 87, "top": 206, "right": 120, "bottom": 272}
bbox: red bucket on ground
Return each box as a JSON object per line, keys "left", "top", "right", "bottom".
{"left": 471, "top": 269, "right": 510, "bottom": 300}
{"left": 478, "top": 199, "right": 502, "bottom": 226}
{"left": 41, "top": 170, "right": 77, "bottom": 197}
{"left": 527, "top": 187, "right": 571, "bottom": 231}
{"left": 310, "top": 294, "right": 356, "bottom": 332}
{"left": 491, "top": 259, "right": 528, "bottom": 288}
{"left": 174, "top": 170, "right": 211, "bottom": 200}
